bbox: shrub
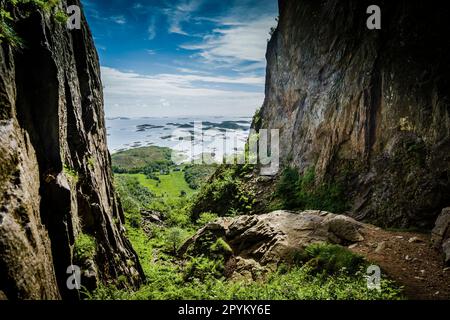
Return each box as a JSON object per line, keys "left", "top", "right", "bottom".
{"left": 114, "top": 175, "right": 154, "bottom": 214}
{"left": 273, "top": 167, "right": 348, "bottom": 213}
{"left": 183, "top": 164, "right": 217, "bottom": 190}
{"left": 63, "top": 164, "right": 79, "bottom": 183}
{"left": 128, "top": 212, "right": 141, "bottom": 229}
{"left": 189, "top": 167, "right": 255, "bottom": 220}
{"left": 275, "top": 167, "right": 301, "bottom": 209}
{"left": 297, "top": 243, "right": 366, "bottom": 275}
{"left": 196, "top": 212, "right": 218, "bottom": 226}
{"left": 183, "top": 256, "right": 224, "bottom": 282}
{"left": 74, "top": 233, "right": 96, "bottom": 263}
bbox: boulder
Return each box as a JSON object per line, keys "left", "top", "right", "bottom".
{"left": 431, "top": 208, "right": 450, "bottom": 265}
{"left": 141, "top": 210, "right": 165, "bottom": 225}
{"left": 228, "top": 257, "right": 268, "bottom": 282}
{"left": 179, "top": 210, "right": 367, "bottom": 277}
{"left": 443, "top": 240, "right": 450, "bottom": 265}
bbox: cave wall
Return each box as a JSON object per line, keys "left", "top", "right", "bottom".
{"left": 0, "top": 0, "right": 144, "bottom": 300}
{"left": 261, "top": 0, "right": 450, "bottom": 228}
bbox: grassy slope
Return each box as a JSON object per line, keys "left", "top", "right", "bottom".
{"left": 119, "top": 172, "right": 195, "bottom": 198}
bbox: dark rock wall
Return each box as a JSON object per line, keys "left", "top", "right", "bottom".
{"left": 261, "top": 0, "right": 450, "bottom": 228}
{"left": 0, "top": 0, "right": 144, "bottom": 300}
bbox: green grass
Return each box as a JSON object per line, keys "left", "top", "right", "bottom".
{"left": 89, "top": 224, "right": 403, "bottom": 300}
{"left": 124, "top": 221, "right": 154, "bottom": 275}
{"left": 119, "top": 172, "right": 195, "bottom": 199}
{"left": 89, "top": 262, "right": 403, "bottom": 300}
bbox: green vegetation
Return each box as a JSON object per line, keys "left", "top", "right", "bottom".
{"left": 63, "top": 164, "right": 79, "bottom": 183}
{"left": 272, "top": 167, "right": 348, "bottom": 213}
{"left": 183, "top": 256, "right": 225, "bottom": 282}
{"left": 114, "top": 175, "right": 155, "bottom": 214}
{"left": 166, "top": 227, "right": 185, "bottom": 255}
{"left": 294, "top": 243, "right": 366, "bottom": 275}
{"left": 125, "top": 172, "right": 194, "bottom": 199}
{"left": 189, "top": 165, "right": 256, "bottom": 221}
{"left": 87, "top": 145, "right": 403, "bottom": 301}
{"left": 74, "top": 233, "right": 96, "bottom": 263}
{"left": 252, "top": 108, "right": 263, "bottom": 132}
{"left": 87, "top": 156, "right": 95, "bottom": 170}
{"left": 89, "top": 261, "right": 402, "bottom": 300}
{"left": 183, "top": 164, "right": 217, "bottom": 190}
{"left": 111, "top": 146, "right": 174, "bottom": 174}
{"left": 0, "top": 0, "right": 65, "bottom": 47}
{"left": 89, "top": 214, "right": 402, "bottom": 301}
{"left": 196, "top": 212, "right": 218, "bottom": 227}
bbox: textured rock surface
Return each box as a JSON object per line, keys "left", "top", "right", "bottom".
{"left": 180, "top": 210, "right": 367, "bottom": 276}
{"left": 0, "top": 1, "right": 144, "bottom": 300}
{"left": 431, "top": 208, "right": 450, "bottom": 265}
{"left": 258, "top": 0, "right": 450, "bottom": 228}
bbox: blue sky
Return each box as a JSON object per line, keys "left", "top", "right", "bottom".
{"left": 81, "top": 0, "right": 279, "bottom": 117}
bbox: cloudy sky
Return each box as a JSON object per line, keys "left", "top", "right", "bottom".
{"left": 81, "top": 0, "right": 279, "bottom": 117}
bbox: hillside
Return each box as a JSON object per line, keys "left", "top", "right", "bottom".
{"left": 111, "top": 146, "right": 174, "bottom": 173}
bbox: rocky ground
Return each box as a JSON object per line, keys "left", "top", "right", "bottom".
{"left": 349, "top": 227, "right": 450, "bottom": 300}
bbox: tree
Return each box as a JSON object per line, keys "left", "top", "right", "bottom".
{"left": 167, "top": 227, "right": 184, "bottom": 255}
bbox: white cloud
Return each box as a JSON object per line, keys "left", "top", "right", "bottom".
{"left": 164, "top": 0, "right": 202, "bottom": 35}
{"left": 148, "top": 16, "right": 157, "bottom": 40}
{"left": 180, "top": 15, "right": 276, "bottom": 70}
{"left": 160, "top": 98, "right": 171, "bottom": 108}
{"left": 110, "top": 15, "right": 127, "bottom": 25}
{"left": 176, "top": 67, "right": 210, "bottom": 75}
{"left": 101, "top": 66, "right": 264, "bottom": 117}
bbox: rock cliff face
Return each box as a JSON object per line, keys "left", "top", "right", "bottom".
{"left": 260, "top": 0, "right": 450, "bottom": 228}
{"left": 0, "top": 0, "right": 144, "bottom": 300}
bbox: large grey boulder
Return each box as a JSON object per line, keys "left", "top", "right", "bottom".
{"left": 180, "top": 210, "right": 366, "bottom": 272}
{"left": 431, "top": 208, "right": 450, "bottom": 265}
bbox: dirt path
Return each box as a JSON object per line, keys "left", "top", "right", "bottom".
{"left": 349, "top": 227, "right": 450, "bottom": 300}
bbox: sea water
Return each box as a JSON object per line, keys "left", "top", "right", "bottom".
{"left": 106, "top": 116, "right": 252, "bottom": 163}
